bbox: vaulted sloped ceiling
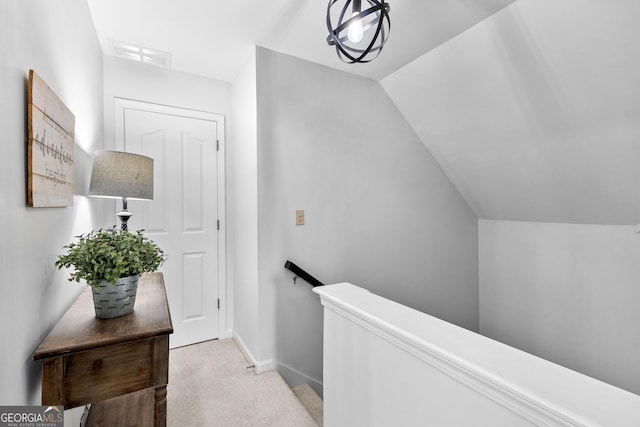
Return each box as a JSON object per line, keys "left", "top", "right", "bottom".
{"left": 87, "top": 0, "right": 640, "bottom": 224}
{"left": 86, "top": 0, "right": 516, "bottom": 82}
{"left": 382, "top": 0, "right": 640, "bottom": 225}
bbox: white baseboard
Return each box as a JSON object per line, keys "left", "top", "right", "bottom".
{"left": 232, "top": 331, "right": 256, "bottom": 366}
{"left": 232, "top": 331, "right": 274, "bottom": 374}
{"left": 277, "top": 362, "right": 323, "bottom": 398}
{"left": 255, "top": 358, "right": 274, "bottom": 374}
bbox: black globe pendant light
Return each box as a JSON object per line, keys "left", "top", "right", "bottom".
{"left": 326, "top": 0, "right": 391, "bottom": 64}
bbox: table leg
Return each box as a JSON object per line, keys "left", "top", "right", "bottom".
{"left": 154, "top": 385, "right": 167, "bottom": 427}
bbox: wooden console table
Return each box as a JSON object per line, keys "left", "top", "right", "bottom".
{"left": 33, "top": 272, "right": 173, "bottom": 427}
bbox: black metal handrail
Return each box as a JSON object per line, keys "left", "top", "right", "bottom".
{"left": 284, "top": 260, "right": 325, "bottom": 287}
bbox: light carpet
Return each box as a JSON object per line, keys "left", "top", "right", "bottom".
{"left": 292, "top": 384, "right": 323, "bottom": 426}
{"left": 168, "top": 338, "right": 318, "bottom": 427}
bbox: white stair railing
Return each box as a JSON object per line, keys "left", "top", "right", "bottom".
{"left": 314, "top": 283, "right": 640, "bottom": 427}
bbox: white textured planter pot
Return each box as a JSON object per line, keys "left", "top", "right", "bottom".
{"left": 91, "top": 275, "right": 139, "bottom": 319}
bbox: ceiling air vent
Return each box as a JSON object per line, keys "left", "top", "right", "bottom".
{"left": 111, "top": 40, "right": 172, "bottom": 68}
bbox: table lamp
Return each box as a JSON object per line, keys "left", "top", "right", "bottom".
{"left": 88, "top": 150, "right": 154, "bottom": 230}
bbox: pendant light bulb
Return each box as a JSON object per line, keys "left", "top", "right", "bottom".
{"left": 326, "top": 0, "right": 391, "bottom": 64}
{"left": 347, "top": 13, "right": 364, "bottom": 43}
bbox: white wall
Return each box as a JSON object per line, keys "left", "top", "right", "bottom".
{"left": 103, "top": 55, "right": 231, "bottom": 151}
{"left": 479, "top": 220, "right": 640, "bottom": 395}
{"left": 229, "top": 52, "right": 260, "bottom": 360}
{"left": 317, "top": 283, "right": 640, "bottom": 427}
{"left": 255, "top": 47, "right": 478, "bottom": 393}
{"left": 382, "top": 0, "right": 640, "bottom": 225}
{"left": 0, "top": 0, "right": 104, "bottom": 414}
{"left": 102, "top": 55, "right": 233, "bottom": 334}
{"left": 380, "top": 0, "right": 640, "bottom": 398}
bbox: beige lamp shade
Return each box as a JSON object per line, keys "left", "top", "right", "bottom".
{"left": 89, "top": 151, "right": 154, "bottom": 200}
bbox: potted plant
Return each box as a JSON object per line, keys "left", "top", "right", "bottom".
{"left": 55, "top": 226, "right": 165, "bottom": 319}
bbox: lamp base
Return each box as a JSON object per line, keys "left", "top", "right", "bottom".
{"left": 117, "top": 210, "right": 132, "bottom": 231}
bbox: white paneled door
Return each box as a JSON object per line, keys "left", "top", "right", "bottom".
{"left": 114, "top": 99, "right": 225, "bottom": 349}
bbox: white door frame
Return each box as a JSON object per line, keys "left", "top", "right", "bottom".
{"left": 113, "top": 97, "right": 227, "bottom": 340}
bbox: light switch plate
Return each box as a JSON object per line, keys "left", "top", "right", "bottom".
{"left": 296, "top": 210, "right": 304, "bottom": 226}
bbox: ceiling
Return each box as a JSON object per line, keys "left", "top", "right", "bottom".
{"left": 382, "top": 0, "right": 640, "bottom": 225}
{"left": 87, "top": 0, "right": 640, "bottom": 227}
{"left": 86, "top": 0, "right": 516, "bottom": 82}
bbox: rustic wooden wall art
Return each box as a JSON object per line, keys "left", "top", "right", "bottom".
{"left": 27, "top": 69, "right": 75, "bottom": 207}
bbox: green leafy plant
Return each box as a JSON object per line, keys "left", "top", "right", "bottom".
{"left": 55, "top": 226, "right": 165, "bottom": 287}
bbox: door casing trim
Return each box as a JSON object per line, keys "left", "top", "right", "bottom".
{"left": 113, "top": 97, "right": 228, "bottom": 340}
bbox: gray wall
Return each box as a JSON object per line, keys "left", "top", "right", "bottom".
{"left": 255, "top": 47, "right": 479, "bottom": 391}
{"left": 479, "top": 220, "right": 640, "bottom": 395}
{"left": 382, "top": 0, "right": 640, "bottom": 225}
{"left": 381, "top": 0, "right": 640, "bottom": 396}
{"left": 0, "top": 0, "right": 104, "bottom": 413}
{"left": 229, "top": 52, "right": 260, "bottom": 358}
